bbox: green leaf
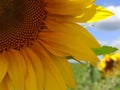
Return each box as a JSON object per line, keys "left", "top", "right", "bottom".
{"left": 92, "top": 46, "right": 118, "bottom": 55}
{"left": 67, "top": 56, "right": 73, "bottom": 59}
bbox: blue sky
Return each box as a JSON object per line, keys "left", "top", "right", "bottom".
{"left": 87, "top": 0, "right": 120, "bottom": 50}
{"left": 95, "top": 0, "right": 120, "bottom": 6}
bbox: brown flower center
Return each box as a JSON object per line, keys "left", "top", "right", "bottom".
{"left": 0, "top": 0, "right": 46, "bottom": 53}
{"left": 105, "top": 59, "right": 116, "bottom": 71}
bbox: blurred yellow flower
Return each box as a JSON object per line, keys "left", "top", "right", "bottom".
{"left": 98, "top": 53, "right": 120, "bottom": 77}
{"left": 0, "top": 0, "right": 113, "bottom": 90}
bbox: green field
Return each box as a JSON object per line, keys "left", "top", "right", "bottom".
{"left": 70, "top": 63, "right": 120, "bottom": 90}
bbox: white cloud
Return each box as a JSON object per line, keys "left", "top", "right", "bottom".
{"left": 111, "top": 37, "right": 120, "bottom": 51}
{"left": 98, "top": 40, "right": 108, "bottom": 46}
{"left": 92, "top": 6, "right": 120, "bottom": 31}
{"left": 98, "top": 37, "right": 120, "bottom": 52}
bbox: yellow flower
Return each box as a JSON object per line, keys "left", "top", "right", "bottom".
{"left": 98, "top": 53, "right": 120, "bottom": 77}
{"left": 0, "top": 0, "right": 112, "bottom": 90}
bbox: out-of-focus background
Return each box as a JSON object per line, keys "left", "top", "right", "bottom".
{"left": 70, "top": 63, "right": 120, "bottom": 90}
{"left": 71, "top": 0, "right": 120, "bottom": 90}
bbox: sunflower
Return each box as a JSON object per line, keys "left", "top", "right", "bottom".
{"left": 98, "top": 53, "right": 120, "bottom": 77}
{"left": 0, "top": 0, "right": 112, "bottom": 90}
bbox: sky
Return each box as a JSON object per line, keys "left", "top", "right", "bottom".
{"left": 87, "top": 0, "right": 120, "bottom": 51}
{"left": 70, "top": 0, "right": 120, "bottom": 62}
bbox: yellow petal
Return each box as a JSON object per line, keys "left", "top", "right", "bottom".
{"left": 24, "top": 58, "right": 38, "bottom": 90}
{"left": 46, "top": 0, "right": 94, "bottom": 15}
{"left": 21, "top": 47, "right": 44, "bottom": 90}
{"left": 45, "top": 19, "right": 100, "bottom": 48}
{"left": 7, "top": 50, "right": 26, "bottom": 90}
{"left": 0, "top": 74, "right": 14, "bottom": 90}
{"left": 51, "top": 56, "right": 76, "bottom": 89}
{"left": 39, "top": 22, "right": 100, "bottom": 66}
{"left": 75, "top": 5, "right": 113, "bottom": 22}
{"left": 0, "top": 77, "right": 8, "bottom": 90}
{"left": 33, "top": 42, "right": 67, "bottom": 90}
{"left": 48, "top": 4, "right": 113, "bottom": 23}
{"left": 39, "top": 37, "right": 99, "bottom": 66}
{"left": 0, "top": 54, "right": 8, "bottom": 82}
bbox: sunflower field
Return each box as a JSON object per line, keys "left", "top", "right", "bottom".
{"left": 70, "top": 63, "right": 120, "bottom": 90}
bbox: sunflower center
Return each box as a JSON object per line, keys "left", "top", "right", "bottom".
{"left": 0, "top": 0, "right": 46, "bottom": 53}
{"left": 105, "top": 59, "right": 115, "bottom": 70}
{"left": 0, "top": 0, "right": 25, "bottom": 28}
